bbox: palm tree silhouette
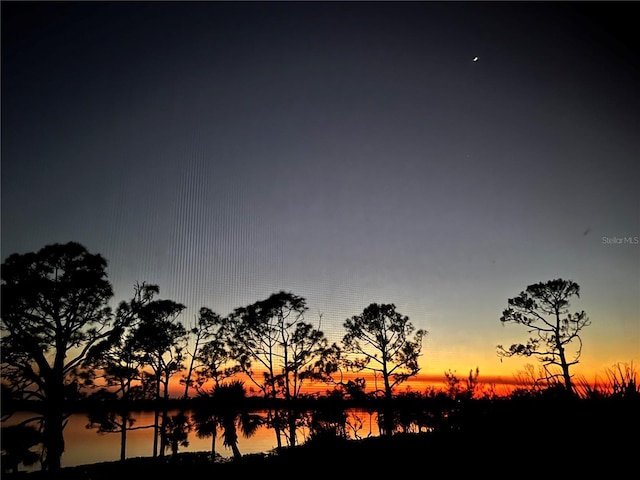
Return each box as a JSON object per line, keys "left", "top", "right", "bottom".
{"left": 191, "top": 380, "right": 262, "bottom": 461}
{"left": 164, "top": 411, "right": 191, "bottom": 457}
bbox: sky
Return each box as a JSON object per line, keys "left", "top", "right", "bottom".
{"left": 2, "top": 1, "right": 639, "bottom": 390}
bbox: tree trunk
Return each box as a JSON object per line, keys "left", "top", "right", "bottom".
{"left": 288, "top": 409, "right": 297, "bottom": 447}
{"left": 119, "top": 416, "right": 127, "bottom": 462}
{"left": 42, "top": 410, "right": 65, "bottom": 471}
{"left": 159, "top": 374, "right": 171, "bottom": 457}
{"left": 210, "top": 429, "right": 216, "bottom": 459}
{"left": 554, "top": 310, "right": 575, "bottom": 394}
{"left": 231, "top": 442, "right": 242, "bottom": 461}
{"left": 152, "top": 372, "right": 161, "bottom": 458}
{"left": 268, "top": 409, "right": 283, "bottom": 449}
{"left": 223, "top": 418, "right": 242, "bottom": 460}
{"left": 152, "top": 410, "right": 160, "bottom": 457}
{"left": 382, "top": 371, "right": 394, "bottom": 437}
{"left": 558, "top": 345, "right": 574, "bottom": 393}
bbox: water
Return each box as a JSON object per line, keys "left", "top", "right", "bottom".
{"left": 5, "top": 409, "right": 382, "bottom": 471}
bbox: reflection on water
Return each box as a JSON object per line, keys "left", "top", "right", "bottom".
{"left": 6, "top": 409, "right": 381, "bottom": 471}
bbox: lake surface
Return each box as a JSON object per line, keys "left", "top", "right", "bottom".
{"left": 7, "top": 409, "right": 382, "bottom": 471}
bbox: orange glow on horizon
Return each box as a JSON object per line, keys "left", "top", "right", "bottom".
{"left": 169, "top": 369, "right": 539, "bottom": 399}
{"left": 95, "top": 361, "right": 635, "bottom": 400}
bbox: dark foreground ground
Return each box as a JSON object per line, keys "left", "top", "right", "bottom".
{"left": 7, "top": 396, "right": 639, "bottom": 479}
{"left": 8, "top": 425, "right": 637, "bottom": 480}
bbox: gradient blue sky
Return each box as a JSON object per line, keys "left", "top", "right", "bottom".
{"left": 2, "top": 1, "right": 638, "bottom": 385}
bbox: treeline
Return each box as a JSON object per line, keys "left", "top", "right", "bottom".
{"left": 1, "top": 242, "right": 426, "bottom": 472}
{"left": 1, "top": 242, "right": 638, "bottom": 474}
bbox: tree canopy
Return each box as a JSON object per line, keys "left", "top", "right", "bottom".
{"left": 1, "top": 242, "right": 114, "bottom": 471}
{"left": 342, "top": 303, "right": 426, "bottom": 399}
{"left": 497, "top": 278, "right": 590, "bottom": 393}
{"left": 228, "top": 291, "right": 339, "bottom": 447}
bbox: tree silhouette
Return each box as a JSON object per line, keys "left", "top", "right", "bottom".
{"left": 85, "top": 282, "right": 160, "bottom": 461}
{"left": 191, "top": 380, "right": 262, "bottom": 461}
{"left": 444, "top": 367, "right": 481, "bottom": 400}
{"left": 497, "top": 278, "right": 590, "bottom": 393}
{"left": 130, "top": 287, "right": 186, "bottom": 457}
{"left": 1, "top": 242, "right": 113, "bottom": 471}
{"left": 228, "top": 291, "right": 338, "bottom": 448}
{"left": 307, "top": 399, "right": 349, "bottom": 442}
{"left": 1, "top": 424, "right": 43, "bottom": 474}
{"left": 184, "top": 307, "right": 238, "bottom": 395}
{"left": 342, "top": 303, "right": 426, "bottom": 436}
{"left": 164, "top": 411, "right": 192, "bottom": 457}
{"left": 190, "top": 393, "right": 220, "bottom": 459}
{"left": 214, "top": 380, "right": 262, "bottom": 460}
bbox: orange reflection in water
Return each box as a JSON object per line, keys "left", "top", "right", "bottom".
{"left": 8, "top": 408, "right": 382, "bottom": 470}
{"left": 61, "top": 410, "right": 280, "bottom": 468}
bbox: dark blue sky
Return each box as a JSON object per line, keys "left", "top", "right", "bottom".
{"left": 2, "top": 1, "right": 638, "bottom": 381}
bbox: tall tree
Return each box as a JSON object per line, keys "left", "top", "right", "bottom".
{"left": 181, "top": 307, "right": 235, "bottom": 398}
{"left": 228, "top": 291, "right": 338, "bottom": 448}
{"left": 0, "top": 242, "right": 114, "bottom": 471}
{"left": 84, "top": 282, "right": 159, "bottom": 461}
{"left": 179, "top": 306, "right": 236, "bottom": 458}
{"left": 497, "top": 278, "right": 590, "bottom": 393}
{"left": 342, "top": 303, "right": 426, "bottom": 435}
{"left": 131, "top": 291, "right": 187, "bottom": 457}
